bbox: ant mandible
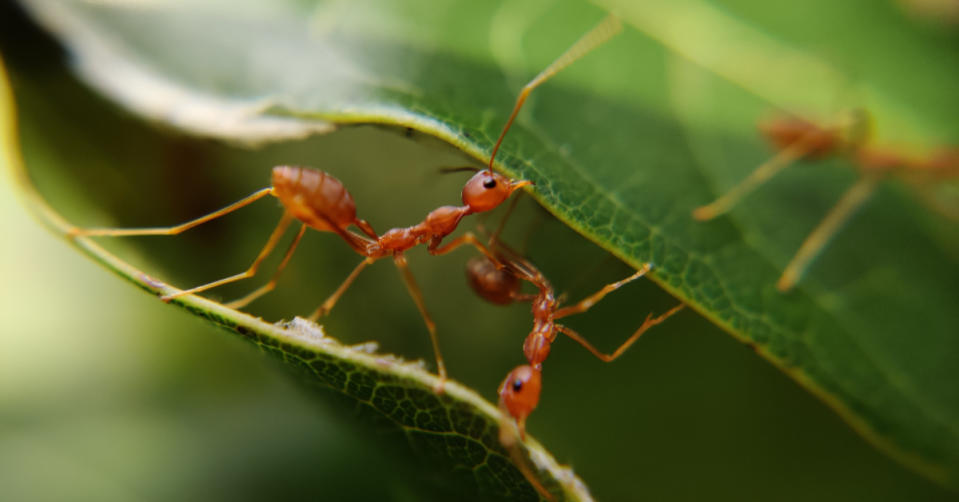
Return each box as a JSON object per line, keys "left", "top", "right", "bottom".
{"left": 67, "top": 13, "right": 625, "bottom": 387}
{"left": 692, "top": 110, "right": 959, "bottom": 291}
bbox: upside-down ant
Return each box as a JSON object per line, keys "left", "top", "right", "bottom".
{"left": 466, "top": 229, "right": 685, "bottom": 440}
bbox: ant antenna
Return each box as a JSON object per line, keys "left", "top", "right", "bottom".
{"left": 486, "top": 14, "right": 623, "bottom": 175}
{"left": 437, "top": 166, "right": 481, "bottom": 175}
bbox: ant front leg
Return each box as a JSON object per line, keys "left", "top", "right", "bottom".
{"left": 556, "top": 303, "right": 685, "bottom": 362}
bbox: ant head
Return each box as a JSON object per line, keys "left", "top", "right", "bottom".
{"left": 462, "top": 170, "right": 531, "bottom": 213}
{"left": 498, "top": 365, "right": 542, "bottom": 426}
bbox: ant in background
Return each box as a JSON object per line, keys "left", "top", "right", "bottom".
{"left": 692, "top": 109, "right": 958, "bottom": 291}
{"left": 67, "top": 14, "right": 624, "bottom": 388}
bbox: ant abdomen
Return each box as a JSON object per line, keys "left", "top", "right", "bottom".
{"left": 271, "top": 166, "right": 357, "bottom": 232}
{"left": 466, "top": 256, "right": 520, "bottom": 305}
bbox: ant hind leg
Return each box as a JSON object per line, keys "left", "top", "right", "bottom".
{"left": 68, "top": 187, "right": 274, "bottom": 237}
{"left": 556, "top": 303, "right": 685, "bottom": 362}
{"left": 161, "top": 211, "right": 295, "bottom": 302}
{"left": 226, "top": 223, "right": 307, "bottom": 309}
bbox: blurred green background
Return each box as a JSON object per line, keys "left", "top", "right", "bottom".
{"left": 1, "top": 1, "right": 957, "bottom": 501}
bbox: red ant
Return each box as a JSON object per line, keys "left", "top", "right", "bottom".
{"left": 464, "top": 222, "right": 685, "bottom": 439}
{"left": 68, "top": 164, "right": 527, "bottom": 385}
{"left": 461, "top": 236, "right": 680, "bottom": 501}
{"left": 66, "top": 14, "right": 625, "bottom": 388}
{"left": 692, "top": 109, "right": 959, "bottom": 291}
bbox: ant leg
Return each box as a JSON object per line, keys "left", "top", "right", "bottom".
{"left": 391, "top": 254, "right": 447, "bottom": 385}
{"left": 307, "top": 256, "right": 375, "bottom": 321}
{"left": 777, "top": 176, "right": 878, "bottom": 291}
{"left": 479, "top": 193, "right": 540, "bottom": 265}
{"left": 553, "top": 263, "right": 652, "bottom": 319}
{"left": 429, "top": 231, "right": 502, "bottom": 265}
{"left": 488, "top": 192, "right": 523, "bottom": 246}
{"left": 487, "top": 14, "right": 622, "bottom": 170}
{"left": 226, "top": 223, "right": 307, "bottom": 309}
{"left": 161, "top": 211, "right": 294, "bottom": 302}
{"left": 68, "top": 187, "right": 274, "bottom": 236}
{"left": 692, "top": 131, "right": 831, "bottom": 221}
{"left": 354, "top": 219, "right": 379, "bottom": 240}
{"left": 556, "top": 303, "right": 685, "bottom": 362}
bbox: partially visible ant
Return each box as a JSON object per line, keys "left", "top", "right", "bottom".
{"left": 692, "top": 109, "right": 959, "bottom": 291}
{"left": 67, "top": 13, "right": 624, "bottom": 389}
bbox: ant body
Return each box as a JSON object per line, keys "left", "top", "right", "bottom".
{"left": 465, "top": 238, "right": 684, "bottom": 439}
{"left": 463, "top": 243, "right": 682, "bottom": 501}
{"left": 69, "top": 162, "right": 526, "bottom": 384}
{"left": 693, "top": 110, "right": 959, "bottom": 291}
{"left": 68, "top": 14, "right": 624, "bottom": 386}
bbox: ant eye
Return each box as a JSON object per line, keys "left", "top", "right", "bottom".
{"left": 483, "top": 178, "right": 497, "bottom": 189}
{"left": 512, "top": 379, "right": 524, "bottom": 392}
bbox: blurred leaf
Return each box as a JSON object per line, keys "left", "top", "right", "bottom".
{"left": 11, "top": 0, "right": 959, "bottom": 493}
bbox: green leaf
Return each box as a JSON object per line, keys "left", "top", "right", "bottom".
{"left": 1, "top": 77, "right": 587, "bottom": 502}
{"left": 0, "top": 26, "right": 589, "bottom": 502}
{"left": 8, "top": 0, "right": 959, "bottom": 496}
